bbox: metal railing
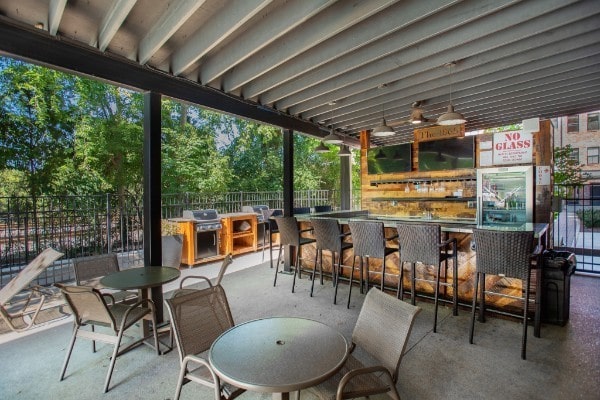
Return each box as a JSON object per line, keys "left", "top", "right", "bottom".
{"left": 0, "top": 190, "right": 361, "bottom": 287}
{"left": 553, "top": 184, "right": 599, "bottom": 274}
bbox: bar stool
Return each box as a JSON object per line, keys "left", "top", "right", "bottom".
{"left": 347, "top": 221, "right": 398, "bottom": 309}
{"left": 470, "top": 228, "right": 541, "bottom": 359}
{"left": 309, "top": 218, "right": 353, "bottom": 303}
{"left": 397, "top": 223, "right": 457, "bottom": 333}
{"left": 267, "top": 209, "right": 283, "bottom": 269}
{"left": 272, "top": 216, "right": 316, "bottom": 293}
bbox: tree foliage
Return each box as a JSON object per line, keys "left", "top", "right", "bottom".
{"left": 553, "top": 144, "right": 589, "bottom": 196}
{"left": 0, "top": 59, "right": 77, "bottom": 196}
{"left": 0, "top": 57, "right": 356, "bottom": 200}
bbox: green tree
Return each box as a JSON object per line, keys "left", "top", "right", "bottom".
{"left": 0, "top": 59, "right": 77, "bottom": 196}
{"left": 554, "top": 144, "right": 589, "bottom": 197}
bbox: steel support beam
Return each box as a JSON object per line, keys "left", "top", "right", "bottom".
{"left": 282, "top": 129, "right": 294, "bottom": 272}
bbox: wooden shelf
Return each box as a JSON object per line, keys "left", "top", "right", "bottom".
{"left": 372, "top": 197, "right": 476, "bottom": 202}
{"left": 220, "top": 213, "right": 258, "bottom": 256}
{"left": 370, "top": 175, "right": 475, "bottom": 186}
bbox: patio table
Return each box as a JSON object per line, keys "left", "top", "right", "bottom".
{"left": 209, "top": 317, "right": 349, "bottom": 400}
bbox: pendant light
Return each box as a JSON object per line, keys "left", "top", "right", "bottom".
{"left": 338, "top": 145, "right": 351, "bottom": 157}
{"left": 437, "top": 62, "right": 466, "bottom": 126}
{"left": 371, "top": 103, "right": 394, "bottom": 137}
{"left": 323, "top": 101, "right": 343, "bottom": 144}
{"left": 314, "top": 141, "right": 329, "bottom": 153}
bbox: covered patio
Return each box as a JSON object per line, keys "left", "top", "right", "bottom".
{"left": 0, "top": 252, "right": 599, "bottom": 399}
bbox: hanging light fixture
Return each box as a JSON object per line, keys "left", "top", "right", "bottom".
{"left": 371, "top": 103, "right": 394, "bottom": 137}
{"left": 314, "top": 141, "right": 329, "bottom": 153}
{"left": 437, "top": 62, "right": 467, "bottom": 126}
{"left": 323, "top": 101, "right": 343, "bottom": 144}
{"left": 338, "top": 145, "right": 351, "bottom": 157}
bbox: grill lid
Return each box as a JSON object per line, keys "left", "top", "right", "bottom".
{"left": 182, "top": 209, "right": 220, "bottom": 222}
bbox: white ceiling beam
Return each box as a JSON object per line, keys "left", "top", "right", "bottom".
{"left": 263, "top": 0, "right": 579, "bottom": 109}
{"left": 138, "top": 0, "right": 207, "bottom": 65}
{"left": 297, "top": 14, "right": 600, "bottom": 121}
{"left": 97, "top": 0, "right": 138, "bottom": 51}
{"left": 223, "top": 0, "right": 402, "bottom": 93}
{"left": 171, "top": 0, "right": 273, "bottom": 76}
{"left": 48, "top": 0, "right": 67, "bottom": 35}
{"left": 242, "top": 0, "right": 458, "bottom": 101}
{"left": 199, "top": 0, "right": 336, "bottom": 85}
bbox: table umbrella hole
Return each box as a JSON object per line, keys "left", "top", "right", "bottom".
{"left": 276, "top": 340, "right": 285, "bottom": 345}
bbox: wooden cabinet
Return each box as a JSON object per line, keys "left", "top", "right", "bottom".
{"left": 219, "top": 213, "right": 258, "bottom": 256}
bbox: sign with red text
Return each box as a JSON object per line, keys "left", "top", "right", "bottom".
{"left": 493, "top": 131, "right": 533, "bottom": 165}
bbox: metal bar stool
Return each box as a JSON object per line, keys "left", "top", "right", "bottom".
{"left": 397, "top": 223, "right": 458, "bottom": 333}
{"left": 309, "top": 218, "right": 353, "bottom": 303}
{"left": 470, "top": 228, "right": 542, "bottom": 359}
{"left": 347, "top": 221, "right": 398, "bottom": 309}
{"left": 272, "top": 216, "right": 316, "bottom": 293}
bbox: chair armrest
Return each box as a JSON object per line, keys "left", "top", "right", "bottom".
{"left": 118, "top": 298, "right": 156, "bottom": 330}
{"left": 101, "top": 292, "right": 116, "bottom": 305}
{"left": 529, "top": 245, "right": 544, "bottom": 268}
{"left": 336, "top": 365, "right": 394, "bottom": 400}
{"left": 180, "top": 276, "right": 214, "bottom": 289}
{"left": 181, "top": 354, "right": 221, "bottom": 391}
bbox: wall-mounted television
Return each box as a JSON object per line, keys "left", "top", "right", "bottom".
{"left": 418, "top": 136, "right": 474, "bottom": 171}
{"left": 367, "top": 143, "right": 412, "bottom": 174}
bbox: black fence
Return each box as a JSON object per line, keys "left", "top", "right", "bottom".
{"left": 553, "top": 184, "right": 600, "bottom": 274}
{"left": 0, "top": 190, "right": 360, "bottom": 287}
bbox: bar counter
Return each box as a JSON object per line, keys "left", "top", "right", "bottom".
{"left": 294, "top": 210, "right": 548, "bottom": 320}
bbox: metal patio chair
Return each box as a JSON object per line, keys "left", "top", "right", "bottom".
{"left": 0, "top": 248, "right": 63, "bottom": 332}
{"left": 55, "top": 283, "right": 159, "bottom": 393}
{"left": 73, "top": 253, "right": 138, "bottom": 304}
{"left": 308, "top": 288, "right": 420, "bottom": 400}
{"left": 165, "top": 278, "right": 245, "bottom": 400}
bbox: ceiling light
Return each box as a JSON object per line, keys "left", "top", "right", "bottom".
{"left": 338, "top": 145, "right": 351, "bottom": 157}
{"left": 314, "top": 141, "right": 329, "bottom": 153}
{"left": 411, "top": 114, "right": 425, "bottom": 124}
{"left": 323, "top": 129, "right": 343, "bottom": 144}
{"left": 437, "top": 103, "right": 466, "bottom": 126}
{"left": 372, "top": 117, "right": 395, "bottom": 136}
{"left": 324, "top": 100, "right": 344, "bottom": 144}
{"left": 437, "top": 62, "right": 467, "bottom": 126}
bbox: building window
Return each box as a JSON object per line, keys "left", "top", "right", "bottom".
{"left": 588, "top": 147, "right": 599, "bottom": 165}
{"left": 588, "top": 112, "right": 599, "bottom": 131}
{"left": 569, "top": 148, "right": 579, "bottom": 163}
{"left": 567, "top": 115, "right": 579, "bottom": 133}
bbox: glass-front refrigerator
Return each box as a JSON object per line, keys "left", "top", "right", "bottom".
{"left": 477, "top": 166, "right": 534, "bottom": 226}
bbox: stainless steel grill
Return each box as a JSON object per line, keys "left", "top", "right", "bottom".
{"left": 182, "top": 209, "right": 222, "bottom": 260}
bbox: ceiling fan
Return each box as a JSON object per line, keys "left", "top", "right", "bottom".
{"left": 388, "top": 101, "right": 434, "bottom": 127}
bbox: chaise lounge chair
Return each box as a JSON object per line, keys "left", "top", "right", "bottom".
{"left": 0, "top": 248, "right": 64, "bottom": 332}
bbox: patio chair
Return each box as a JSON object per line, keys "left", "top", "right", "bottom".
{"left": 72, "top": 253, "right": 138, "bottom": 303}
{"left": 470, "top": 229, "right": 542, "bottom": 360}
{"left": 309, "top": 218, "right": 352, "bottom": 303}
{"left": 397, "top": 223, "right": 458, "bottom": 333}
{"left": 55, "top": 283, "right": 159, "bottom": 393}
{"left": 0, "top": 248, "right": 63, "bottom": 332}
{"left": 165, "top": 275, "right": 245, "bottom": 400}
{"left": 308, "top": 288, "right": 420, "bottom": 400}
{"left": 175, "top": 253, "right": 234, "bottom": 297}
{"left": 272, "top": 216, "right": 316, "bottom": 292}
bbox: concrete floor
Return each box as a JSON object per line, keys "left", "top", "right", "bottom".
{"left": 0, "top": 253, "right": 599, "bottom": 400}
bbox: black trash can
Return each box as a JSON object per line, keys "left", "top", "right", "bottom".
{"left": 542, "top": 250, "right": 576, "bottom": 326}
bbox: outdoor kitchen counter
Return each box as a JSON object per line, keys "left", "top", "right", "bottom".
{"left": 295, "top": 211, "right": 548, "bottom": 317}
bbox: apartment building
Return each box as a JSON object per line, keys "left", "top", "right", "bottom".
{"left": 552, "top": 110, "right": 600, "bottom": 200}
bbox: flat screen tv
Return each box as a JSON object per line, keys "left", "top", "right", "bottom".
{"left": 367, "top": 143, "right": 412, "bottom": 174}
{"left": 418, "top": 136, "right": 474, "bottom": 171}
